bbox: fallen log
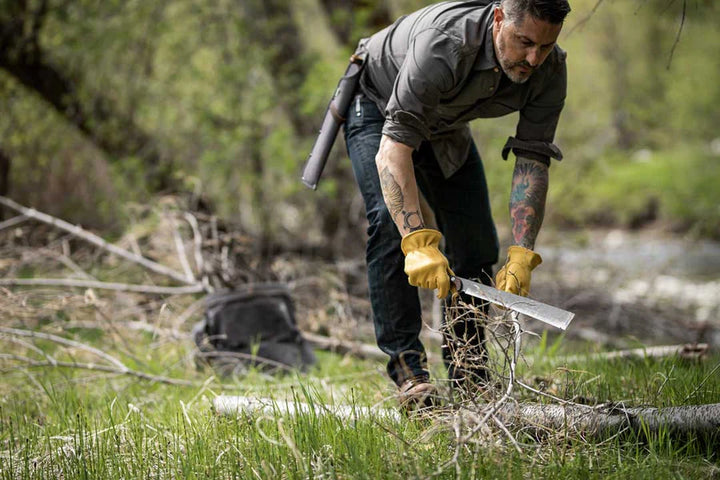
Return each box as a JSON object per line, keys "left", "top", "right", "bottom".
{"left": 557, "top": 343, "right": 709, "bottom": 364}
{"left": 213, "top": 394, "right": 720, "bottom": 441}
{"left": 213, "top": 395, "right": 401, "bottom": 421}
{"left": 496, "top": 402, "right": 720, "bottom": 440}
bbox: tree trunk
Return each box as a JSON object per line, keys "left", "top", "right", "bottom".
{"left": 240, "top": 0, "right": 315, "bottom": 137}
{"left": 248, "top": 120, "right": 272, "bottom": 257}
{"left": 600, "top": 15, "right": 635, "bottom": 149}
{"left": 0, "top": 148, "right": 9, "bottom": 219}
{"left": 0, "top": 1, "right": 173, "bottom": 191}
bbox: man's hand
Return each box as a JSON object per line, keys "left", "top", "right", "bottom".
{"left": 495, "top": 246, "right": 542, "bottom": 297}
{"left": 401, "top": 228, "right": 452, "bottom": 299}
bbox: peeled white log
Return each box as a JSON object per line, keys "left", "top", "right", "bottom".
{"left": 213, "top": 395, "right": 401, "bottom": 421}
{"left": 213, "top": 395, "right": 720, "bottom": 439}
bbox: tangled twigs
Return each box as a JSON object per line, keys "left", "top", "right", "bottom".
{"left": 445, "top": 306, "right": 525, "bottom": 450}
{"left": 434, "top": 298, "right": 720, "bottom": 456}
{"left": 1, "top": 326, "right": 129, "bottom": 370}
{"left": 0, "top": 196, "right": 199, "bottom": 287}
{"left": 0, "top": 327, "right": 199, "bottom": 386}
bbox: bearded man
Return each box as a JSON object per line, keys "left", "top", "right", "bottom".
{"left": 343, "top": 0, "right": 571, "bottom": 408}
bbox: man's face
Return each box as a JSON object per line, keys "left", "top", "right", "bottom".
{"left": 492, "top": 7, "right": 563, "bottom": 84}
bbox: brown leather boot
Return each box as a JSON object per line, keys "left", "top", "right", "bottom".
{"left": 397, "top": 377, "right": 438, "bottom": 412}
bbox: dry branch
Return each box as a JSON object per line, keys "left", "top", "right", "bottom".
{"left": 168, "top": 212, "right": 196, "bottom": 283}
{"left": 197, "top": 351, "right": 298, "bottom": 373}
{"left": 60, "top": 320, "right": 188, "bottom": 340}
{"left": 0, "top": 196, "right": 197, "bottom": 286}
{"left": 1, "top": 355, "right": 197, "bottom": 386}
{"left": 558, "top": 343, "right": 709, "bottom": 364}
{"left": 0, "top": 278, "right": 206, "bottom": 295}
{"left": 666, "top": 0, "right": 687, "bottom": 69}
{"left": 0, "top": 327, "right": 199, "bottom": 386}
{"left": 302, "top": 331, "right": 386, "bottom": 362}
{"left": 39, "top": 247, "right": 97, "bottom": 280}
{"left": 0, "top": 214, "right": 28, "bottom": 231}
{"left": 1, "top": 326, "right": 128, "bottom": 370}
{"left": 567, "top": 0, "right": 605, "bottom": 35}
{"left": 185, "top": 212, "right": 214, "bottom": 293}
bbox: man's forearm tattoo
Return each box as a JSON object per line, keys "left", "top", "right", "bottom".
{"left": 379, "top": 166, "right": 404, "bottom": 220}
{"left": 510, "top": 159, "right": 549, "bottom": 249}
{"left": 379, "top": 166, "right": 425, "bottom": 233}
{"left": 402, "top": 210, "right": 424, "bottom": 232}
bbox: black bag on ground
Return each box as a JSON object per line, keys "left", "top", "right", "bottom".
{"left": 192, "top": 283, "right": 316, "bottom": 374}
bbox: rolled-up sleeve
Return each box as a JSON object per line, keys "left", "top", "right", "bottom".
{"left": 382, "top": 29, "right": 464, "bottom": 149}
{"left": 510, "top": 51, "right": 567, "bottom": 163}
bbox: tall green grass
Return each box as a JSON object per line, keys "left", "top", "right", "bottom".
{"left": 1, "top": 334, "right": 718, "bottom": 479}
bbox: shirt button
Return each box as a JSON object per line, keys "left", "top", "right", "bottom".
{"left": 488, "top": 86, "right": 494, "bottom": 91}
{"left": 493, "top": 67, "right": 499, "bottom": 73}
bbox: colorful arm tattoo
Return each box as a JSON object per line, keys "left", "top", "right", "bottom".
{"left": 509, "top": 157, "right": 549, "bottom": 249}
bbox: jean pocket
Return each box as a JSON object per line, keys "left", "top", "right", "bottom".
{"left": 345, "top": 94, "right": 366, "bottom": 127}
{"left": 346, "top": 95, "right": 384, "bottom": 130}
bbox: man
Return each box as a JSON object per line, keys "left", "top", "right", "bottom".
{"left": 343, "top": 0, "right": 571, "bottom": 408}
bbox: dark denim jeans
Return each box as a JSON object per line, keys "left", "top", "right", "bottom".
{"left": 344, "top": 94, "right": 499, "bottom": 387}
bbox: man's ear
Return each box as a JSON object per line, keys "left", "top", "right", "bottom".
{"left": 493, "top": 5, "right": 505, "bottom": 27}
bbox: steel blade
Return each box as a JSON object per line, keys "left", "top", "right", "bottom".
{"left": 451, "top": 276, "right": 574, "bottom": 330}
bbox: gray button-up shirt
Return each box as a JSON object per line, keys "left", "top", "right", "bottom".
{"left": 359, "top": 0, "right": 566, "bottom": 177}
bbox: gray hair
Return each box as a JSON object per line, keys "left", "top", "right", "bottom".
{"left": 500, "top": 0, "right": 572, "bottom": 25}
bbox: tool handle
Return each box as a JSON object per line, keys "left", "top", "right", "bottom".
{"left": 449, "top": 275, "right": 462, "bottom": 292}
{"left": 301, "top": 60, "right": 364, "bottom": 190}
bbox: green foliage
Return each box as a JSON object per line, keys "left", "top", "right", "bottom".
{"left": 543, "top": 147, "right": 720, "bottom": 236}
{"left": 0, "top": 74, "right": 128, "bottom": 231}
{"left": 1, "top": 0, "right": 720, "bottom": 243}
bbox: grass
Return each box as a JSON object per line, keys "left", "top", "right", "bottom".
{"left": 1, "top": 322, "right": 719, "bottom": 479}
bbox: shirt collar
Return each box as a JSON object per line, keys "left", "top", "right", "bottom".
{"left": 473, "top": 3, "right": 500, "bottom": 71}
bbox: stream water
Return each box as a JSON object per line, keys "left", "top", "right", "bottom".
{"left": 530, "top": 229, "right": 720, "bottom": 346}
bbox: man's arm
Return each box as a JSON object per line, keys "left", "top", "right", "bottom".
{"left": 376, "top": 135, "right": 426, "bottom": 236}
{"left": 495, "top": 156, "right": 548, "bottom": 296}
{"left": 378, "top": 134, "right": 452, "bottom": 298}
{"left": 509, "top": 156, "right": 549, "bottom": 249}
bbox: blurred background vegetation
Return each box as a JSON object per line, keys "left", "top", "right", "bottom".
{"left": 1, "top": 0, "right": 719, "bottom": 259}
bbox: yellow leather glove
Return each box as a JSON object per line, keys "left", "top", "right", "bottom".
{"left": 401, "top": 229, "right": 453, "bottom": 299}
{"left": 495, "top": 246, "right": 542, "bottom": 297}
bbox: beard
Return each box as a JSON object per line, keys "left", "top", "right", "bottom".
{"left": 495, "top": 34, "right": 534, "bottom": 84}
